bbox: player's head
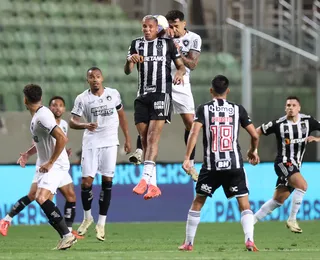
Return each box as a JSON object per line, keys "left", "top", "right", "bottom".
{"left": 142, "top": 15, "right": 158, "bottom": 41}
{"left": 49, "top": 96, "right": 65, "bottom": 119}
{"left": 165, "top": 10, "right": 186, "bottom": 38}
{"left": 210, "top": 75, "right": 230, "bottom": 97}
{"left": 285, "top": 96, "right": 301, "bottom": 117}
{"left": 87, "top": 67, "right": 104, "bottom": 92}
{"left": 23, "top": 84, "right": 42, "bottom": 107}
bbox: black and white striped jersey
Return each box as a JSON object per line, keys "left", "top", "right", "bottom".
{"left": 127, "top": 37, "right": 180, "bottom": 96}
{"left": 195, "top": 98, "right": 252, "bottom": 171}
{"left": 261, "top": 114, "right": 320, "bottom": 168}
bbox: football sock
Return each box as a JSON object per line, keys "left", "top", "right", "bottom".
{"left": 40, "top": 199, "right": 70, "bottom": 236}
{"left": 64, "top": 201, "right": 76, "bottom": 229}
{"left": 149, "top": 165, "right": 157, "bottom": 186}
{"left": 136, "top": 135, "right": 143, "bottom": 150}
{"left": 241, "top": 209, "right": 254, "bottom": 242}
{"left": 185, "top": 210, "right": 200, "bottom": 245}
{"left": 254, "top": 199, "right": 282, "bottom": 224}
{"left": 97, "top": 215, "right": 107, "bottom": 226}
{"left": 7, "top": 195, "right": 32, "bottom": 220}
{"left": 185, "top": 130, "right": 196, "bottom": 161}
{"left": 142, "top": 161, "right": 155, "bottom": 183}
{"left": 99, "top": 181, "right": 112, "bottom": 216}
{"left": 288, "top": 189, "right": 305, "bottom": 221}
{"left": 81, "top": 185, "right": 93, "bottom": 218}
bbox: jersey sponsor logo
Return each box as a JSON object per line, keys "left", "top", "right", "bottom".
{"left": 208, "top": 105, "right": 234, "bottom": 115}
{"left": 37, "top": 121, "right": 51, "bottom": 133}
{"left": 262, "top": 121, "right": 273, "bottom": 132}
{"left": 284, "top": 137, "right": 306, "bottom": 145}
{"left": 200, "top": 184, "right": 212, "bottom": 194}
{"left": 211, "top": 116, "right": 233, "bottom": 123}
{"left": 154, "top": 101, "right": 164, "bottom": 110}
{"left": 91, "top": 105, "right": 114, "bottom": 116}
{"left": 215, "top": 159, "right": 231, "bottom": 169}
{"left": 143, "top": 56, "right": 165, "bottom": 62}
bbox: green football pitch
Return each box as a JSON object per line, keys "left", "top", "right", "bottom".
{"left": 0, "top": 221, "right": 319, "bottom": 260}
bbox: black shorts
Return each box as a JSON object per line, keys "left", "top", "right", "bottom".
{"left": 274, "top": 162, "right": 300, "bottom": 193}
{"left": 195, "top": 168, "right": 249, "bottom": 199}
{"left": 134, "top": 93, "right": 172, "bottom": 125}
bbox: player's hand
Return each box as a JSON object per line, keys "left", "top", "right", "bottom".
{"left": 124, "top": 139, "right": 132, "bottom": 154}
{"left": 39, "top": 161, "right": 53, "bottom": 173}
{"left": 174, "top": 42, "right": 181, "bottom": 53}
{"left": 307, "top": 136, "right": 319, "bottom": 143}
{"left": 86, "top": 122, "right": 98, "bottom": 132}
{"left": 182, "top": 159, "right": 191, "bottom": 174}
{"left": 17, "top": 152, "right": 29, "bottom": 168}
{"left": 247, "top": 149, "right": 260, "bottom": 166}
{"left": 165, "top": 27, "right": 175, "bottom": 38}
{"left": 173, "top": 72, "right": 184, "bottom": 85}
{"left": 127, "top": 54, "right": 141, "bottom": 64}
{"left": 66, "top": 148, "right": 72, "bottom": 157}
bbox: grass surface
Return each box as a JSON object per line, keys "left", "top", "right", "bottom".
{"left": 0, "top": 221, "right": 319, "bottom": 259}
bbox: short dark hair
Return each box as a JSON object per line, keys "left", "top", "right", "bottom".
{"left": 87, "top": 67, "right": 102, "bottom": 75}
{"left": 23, "top": 84, "right": 42, "bottom": 103}
{"left": 165, "top": 10, "right": 185, "bottom": 21}
{"left": 211, "top": 75, "right": 229, "bottom": 94}
{"left": 286, "top": 96, "right": 300, "bottom": 104}
{"left": 49, "top": 96, "right": 65, "bottom": 106}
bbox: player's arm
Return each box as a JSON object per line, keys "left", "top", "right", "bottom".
{"left": 124, "top": 40, "right": 140, "bottom": 75}
{"left": 46, "top": 126, "right": 68, "bottom": 165}
{"left": 117, "top": 106, "right": 132, "bottom": 154}
{"left": 173, "top": 57, "right": 186, "bottom": 85}
{"left": 307, "top": 117, "right": 320, "bottom": 142}
{"left": 17, "top": 143, "right": 37, "bottom": 167}
{"left": 180, "top": 50, "right": 200, "bottom": 70}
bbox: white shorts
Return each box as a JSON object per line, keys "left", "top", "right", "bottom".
{"left": 35, "top": 166, "right": 72, "bottom": 194}
{"left": 81, "top": 146, "right": 118, "bottom": 178}
{"left": 33, "top": 167, "right": 73, "bottom": 189}
{"left": 172, "top": 83, "right": 195, "bottom": 114}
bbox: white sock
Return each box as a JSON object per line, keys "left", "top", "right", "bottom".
{"left": 190, "top": 160, "right": 194, "bottom": 167}
{"left": 254, "top": 199, "right": 282, "bottom": 224}
{"left": 4, "top": 215, "right": 13, "bottom": 222}
{"left": 136, "top": 148, "right": 143, "bottom": 154}
{"left": 68, "top": 227, "right": 72, "bottom": 232}
{"left": 149, "top": 165, "right": 157, "bottom": 186}
{"left": 241, "top": 209, "right": 254, "bottom": 243}
{"left": 84, "top": 210, "right": 92, "bottom": 220}
{"left": 288, "top": 189, "right": 306, "bottom": 221}
{"left": 142, "top": 161, "right": 155, "bottom": 183}
{"left": 97, "top": 214, "right": 107, "bottom": 226}
{"left": 185, "top": 210, "right": 200, "bottom": 245}
{"left": 63, "top": 232, "right": 72, "bottom": 238}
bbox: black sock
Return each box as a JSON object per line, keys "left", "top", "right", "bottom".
{"left": 8, "top": 195, "right": 32, "bottom": 218}
{"left": 136, "top": 135, "right": 143, "bottom": 150}
{"left": 81, "top": 185, "right": 93, "bottom": 211}
{"left": 64, "top": 201, "right": 76, "bottom": 229}
{"left": 39, "top": 199, "right": 70, "bottom": 236}
{"left": 99, "top": 181, "right": 112, "bottom": 215}
{"left": 184, "top": 129, "right": 196, "bottom": 161}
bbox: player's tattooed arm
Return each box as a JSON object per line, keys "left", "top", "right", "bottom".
{"left": 180, "top": 50, "right": 200, "bottom": 70}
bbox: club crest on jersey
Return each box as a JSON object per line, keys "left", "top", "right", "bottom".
{"left": 183, "top": 40, "right": 189, "bottom": 47}
{"left": 106, "top": 95, "right": 112, "bottom": 101}
{"left": 33, "top": 136, "right": 39, "bottom": 143}
{"left": 156, "top": 41, "right": 163, "bottom": 49}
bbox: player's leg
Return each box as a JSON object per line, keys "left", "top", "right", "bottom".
{"left": 58, "top": 182, "right": 83, "bottom": 239}
{"left": 181, "top": 113, "right": 198, "bottom": 181}
{"left": 77, "top": 148, "right": 98, "bottom": 235}
{"left": 128, "top": 135, "right": 143, "bottom": 164}
{"left": 36, "top": 170, "right": 76, "bottom": 250}
{"left": 254, "top": 186, "right": 290, "bottom": 223}
{"left": 286, "top": 170, "right": 307, "bottom": 233}
{"left": 95, "top": 146, "right": 117, "bottom": 241}
{"left": 0, "top": 183, "right": 37, "bottom": 236}
{"left": 179, "top": 169, "right": 215, "bottom": 251}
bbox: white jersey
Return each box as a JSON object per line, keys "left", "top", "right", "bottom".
{"left": 71, "top": 87, "right": 123, "bottom": 149}
{"left": 30, "top": 106, "right": 69, "bottom": 170}
{"left": 171, "top": 30, "right": 202, "bottom": 85}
